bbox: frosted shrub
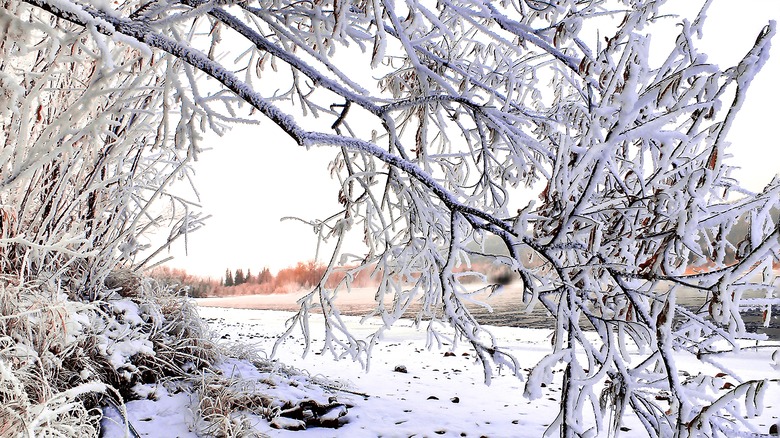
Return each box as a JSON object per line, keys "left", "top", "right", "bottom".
{"left": 0, "top": 274, "right": 215, "bottom": 433}
{"left": 0, "top": 279, "right": 103, "bottom": 436}
{"left": 1, "top": 1, "right": 352, "bottom": 435}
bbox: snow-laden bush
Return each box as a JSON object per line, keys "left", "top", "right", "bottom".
{"left": 0, "top": 271, "right": 352, "bottom": 437}
{"left": 0, "top": 274, "right": 214, "bottom": 433}
{"left": 1, "top": 2, "right": 353, "bottom": 435}
{"left": 0, "top": 281, "right": 102, "bottom": 435}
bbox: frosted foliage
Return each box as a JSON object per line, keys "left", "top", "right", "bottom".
{"left": 4, "top": 0, "right": 780, "bottom": 436}
{"left": 1, "top": 0, "right": 207, "bottom": 295}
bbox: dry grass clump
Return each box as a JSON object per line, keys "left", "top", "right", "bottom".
{"left": 0, "top": 369, "right": 104, "bottom": 437}
{"left": 127, "top": 274, "right": 219, "bottom": 385}
{"left": 1, "top": 270, "right": 352, "bottom": 437}
{"left": 0, "top": 276, "right": 105, "bottom": 436}
{"left": 194, "top": 374, "right": 277, "bottom": 438}
{"left": 0, "top": 271, "right": 220, "bottom": 436}
{"left": 192, "top": 363, "right": 351, "bottom": 436}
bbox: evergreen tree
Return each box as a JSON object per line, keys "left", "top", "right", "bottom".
{"left": 224, "top": 269, "right": 234, "bottom": 287}
{"left": 245, "top": 269, "right": 252, "bottom": 284}
{"left": 234, "top": 268, "right": 245, "bottom": 285}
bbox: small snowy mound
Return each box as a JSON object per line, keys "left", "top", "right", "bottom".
{"left": 0, "top": 274, "right": 350, "bottom": 437}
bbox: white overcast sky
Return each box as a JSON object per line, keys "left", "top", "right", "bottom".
{"left": 160, "top": 1, "right": 780, "bottom": 280}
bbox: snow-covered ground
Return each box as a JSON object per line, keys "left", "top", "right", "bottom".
{"left": 103, "top": 306, "right": 780, "bottom": 437}
{"left": 199, "top": 308, "right": 557, "bottom": 437}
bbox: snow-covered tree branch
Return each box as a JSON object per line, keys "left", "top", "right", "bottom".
{"left": 3, "top": 0, "right": 779, "bottom": 436}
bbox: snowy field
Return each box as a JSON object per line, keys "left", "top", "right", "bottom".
{"left": 102, "top": 305, "right": 780, "bottom": 437}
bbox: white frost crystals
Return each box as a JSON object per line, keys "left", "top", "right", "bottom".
{"left": 2, "top": 0, "right": 779, "bottom": 437}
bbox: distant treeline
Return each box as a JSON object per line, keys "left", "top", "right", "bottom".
{"left": 151, "top": 253, "right": 779, "bottom": 299}
{"left": 149, "top": 259, "right": 520, "bottom": 298}
{"left": 149, "top": 261, "right": 378, "bottom": 298}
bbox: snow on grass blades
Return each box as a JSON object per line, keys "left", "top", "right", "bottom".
{"left": 0, "top": 273, "right": 353, "bottom": 437}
